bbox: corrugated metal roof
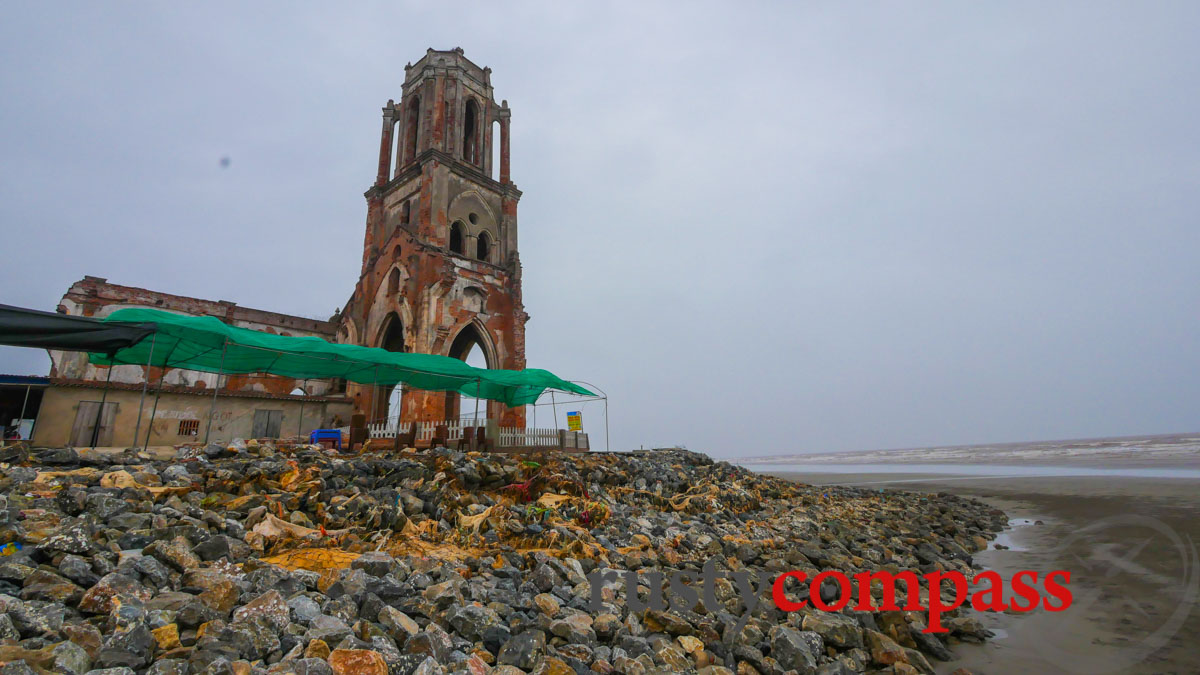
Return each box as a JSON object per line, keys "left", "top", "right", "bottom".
{"left": 0, "top": 374, "right": 50, "bottom": 386}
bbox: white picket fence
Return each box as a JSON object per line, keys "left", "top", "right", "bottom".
{"left": 366, "top": 420, "right": 586, "bottom": 449}
{"left": 367, "top": 420, "right": 465, "bottom": 442}
{"left": 497, "top": 427, "right": 560, "bottom": 448}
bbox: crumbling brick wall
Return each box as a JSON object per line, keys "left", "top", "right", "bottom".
{"left": 338, "top": 48, "right": 528, "bottom": 428}
{"left": 52, "top": 276, "right": 339, "bottom": 397}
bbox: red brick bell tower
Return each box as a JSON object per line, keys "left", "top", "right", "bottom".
{"left": 337, "top": 48, "right": 528, "bottom": 428}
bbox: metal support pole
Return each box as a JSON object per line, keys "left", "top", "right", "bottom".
{"left": 17, "top": 385, "right": 31, "bottom": 440}
{"left": 604, "top": 396, "right": 610, "bottom": 452}
{"left": 393, "top": 385, "right": 401, "bottom": 430}
{"left": 565, "top": 380, "right": 609, "bottom": 453}
{"left": 89, "top": 362, "right": 116, "bottom": 448}
{"left": 372, "top": 366, "right": 379, "bottom": 425}
{"left": 392, "top": 384, "right": 403, "bottom": 453}
{"left": 130, "top": 333, "right": 157, "bottom": 450}
{"left": 203, "top": 340, "right": 228, "bottom": 445}
{"left": 143, "top": 364, "right": 167, "bottom": 448}
{"left": 472, "top": 379, "right": 481, "bottom": 451}
{"left": 296, "top": 379, "right": 307, "bottom": 438}
{"left": 550, "top": 391, "right": 559, "bottom": 431}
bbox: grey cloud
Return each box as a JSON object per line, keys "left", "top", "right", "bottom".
{"left": 2, "top": 2, "right": 1197, "bottom": 454}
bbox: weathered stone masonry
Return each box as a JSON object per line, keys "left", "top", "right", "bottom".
{"left": 337, "top": 48, "right": 529, "bottom": 428}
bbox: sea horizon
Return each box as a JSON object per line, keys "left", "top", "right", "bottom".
{"left": 725, "top": 430, "right": 1200, "bottom": 469}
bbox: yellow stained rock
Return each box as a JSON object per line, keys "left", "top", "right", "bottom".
{"left": 328, "top": 648, "right": 388, "bottom": 675}
{"left": 199, "top": 580, "right": 240, "bottom": 614}
{"left": 866, "top": 630, "right": 909, "bottom": 666}
{"left": 677, "top": 635, "right": 704, "bottom": 654}
{"left": 0, "top": 644, "right": 57, "bottom": 669}
{"left": 260, "top": 548, "right": 360, "bottom": 572}
{"left": 196, "top": 621, "right": 216, "bottom": 641}
{"left": 533, "top": 593, "right": 560, "bottom": 615}
{"left": 533, "top": 656, "right": 575, "bottom": 675}
{"left": 34, "top": 468, "right": 100, "bottom": 484}
{"left": 100, "top": 470, "right": 191, "bottom": 498}
{"left": 151, "top": 624, "right": 182, "bottom": 651}
{"left": 736, "top": 661, "right": 759, "bottom": 675}
{"left": 305, "top": 639, "right": 331, "bottom": 660}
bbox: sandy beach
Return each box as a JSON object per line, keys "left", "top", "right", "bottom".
{"left": 767, "top": 470, "right": 1200, "bottom": 675}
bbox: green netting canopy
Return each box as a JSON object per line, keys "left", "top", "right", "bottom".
{"left": 89, "top": 308, "right": 593, "bottom": 407}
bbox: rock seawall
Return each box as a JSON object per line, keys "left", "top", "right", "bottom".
{"left": 0, "top": 443, "right": 1006, "bottom": 674}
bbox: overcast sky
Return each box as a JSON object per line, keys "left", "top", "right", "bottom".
{"left": 2, "top": 3, "right": 1197, "bottom": 456}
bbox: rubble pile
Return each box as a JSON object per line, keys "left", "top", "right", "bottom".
{"left": 0, "top": 442, "right": 1006, "bottom": 675}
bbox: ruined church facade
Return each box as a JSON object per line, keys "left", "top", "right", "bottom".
{"left": 336, "top": 48, "right": 529, "bottom": 428}
{"left": 32, "top": 48, "right": 529, "bottom": 446}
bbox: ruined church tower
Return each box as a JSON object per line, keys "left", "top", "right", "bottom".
{"left": 337, "top": 48, "right": 528, "bottom": 427}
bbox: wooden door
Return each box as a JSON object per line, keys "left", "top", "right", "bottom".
{"left": 69, "top": 401, "right": 117, "bottom": 447}
{"left": 252, "top": 409, "right": 282, "bottom": 438}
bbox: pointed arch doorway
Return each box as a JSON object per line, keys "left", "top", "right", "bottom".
{"left": 374, "top": 312, "right": 406, "bottom": 424}
{"left": 445, "top": 322, "right": 495, "bottom": 424}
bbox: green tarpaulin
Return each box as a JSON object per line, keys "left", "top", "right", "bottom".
{"left": 88, "top": 307, "right": 593, "bottom": 407}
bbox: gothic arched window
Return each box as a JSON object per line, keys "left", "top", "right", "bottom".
{"left": 403, "top": 96, "right": 420, "bottom": 164}
{"left": 449, "top": 221, "right": 465, "bottom": 254}
{"left": 476, "top": 231, "right": 492, "bottom": 262}
{"left": 387, "top": 268, "right": 401, "bottom": 296}
{"left": 463, "top": 99, "right": 479, "bottom": 165}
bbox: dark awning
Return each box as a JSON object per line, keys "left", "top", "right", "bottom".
{"left": 0, "top": 304, "right": 156, "bottom": 355}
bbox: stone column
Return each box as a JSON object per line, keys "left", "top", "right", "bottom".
{"left": 483, "top": 102, "right": 494, "bottom": 176}
{"left": 498, "top": 103, "right": 512, "bottom": 184}
{"left": 376, "top": 101, "right": 395, "bottom": 187}
{"left": 432, "top": 74, "right": 446, "bottom": 150}
{"left": 421, "top": 78, "right": 435, "bottom": 153}
{"left": 446, "top": 77, "right": 460, "bottom": 157}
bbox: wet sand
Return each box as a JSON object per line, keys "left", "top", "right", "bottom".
{"left": 768, "top": 471, "right": 1200, "bottom": 675}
